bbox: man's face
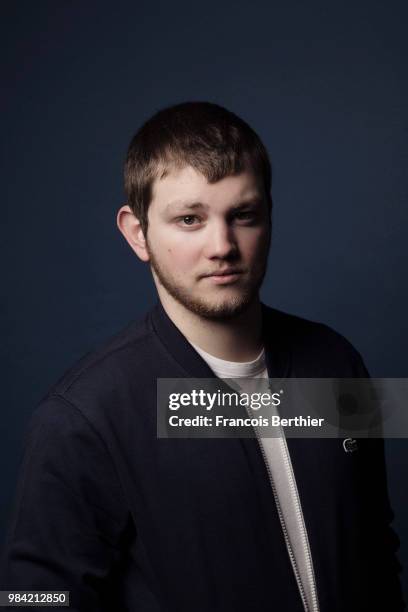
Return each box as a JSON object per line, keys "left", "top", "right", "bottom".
{"left": 145, "top": 165, "right": 271, "bottom": 320}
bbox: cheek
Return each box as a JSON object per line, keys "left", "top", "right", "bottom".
{"left": 149, "top": 228, "right": 201, "bottom": 267}
{"left": 165, "top": 238, "right": 201, "bottom": 270}
{"left": 239, "top": 230, "right": 270, "bottom": 259}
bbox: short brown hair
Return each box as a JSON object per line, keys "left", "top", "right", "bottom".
{"left": 124, "top": 101, "right": 272, "bottom": 235}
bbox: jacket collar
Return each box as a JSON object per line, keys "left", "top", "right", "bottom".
{"left": 149, "top": 300, "right": 291, "bottom": 380}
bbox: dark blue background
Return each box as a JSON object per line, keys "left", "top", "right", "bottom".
{"left": 2, "top": 0, "right": 407, "bottom": 598}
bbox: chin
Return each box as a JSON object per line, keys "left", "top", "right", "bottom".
{"left": 185, "top": 293, "right": 256, "bottom": 320}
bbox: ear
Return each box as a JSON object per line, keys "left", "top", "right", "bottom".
{"left": 116, "top": 204, "right": 150, "bottom": 262}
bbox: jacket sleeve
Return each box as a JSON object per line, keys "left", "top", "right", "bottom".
{"left": 361, "top": 436, "right": 405, "bottom": 610}
{"left": 350, "top": 349, "right": 406, "bottom": 610}
{"left": 0, "top": 394, "right": 131, "bottom": 611}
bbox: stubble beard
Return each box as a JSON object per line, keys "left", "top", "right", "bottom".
{"left": 146, "top": 241, "right": 269, "bottom": 321}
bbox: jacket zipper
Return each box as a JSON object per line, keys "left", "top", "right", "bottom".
{"left": 280, "top": 432, "right": 320, "bottom": 612}
{"left": 247, "top": 401, "right": 320, "bottom": 612}
{"left": 255, "top": 431, "right": 310, "bottom": 611}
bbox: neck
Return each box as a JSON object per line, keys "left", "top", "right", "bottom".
{"left": 158, "top": 293, "right": 263, "bottom": 362}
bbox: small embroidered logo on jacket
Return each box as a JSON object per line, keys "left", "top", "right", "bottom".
{"left": 343, "top": 438, "right": 358, "bottom": 453}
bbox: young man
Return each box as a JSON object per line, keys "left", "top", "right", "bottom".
{"left": 1, "top": 102, "right": 404, "bottom": 611}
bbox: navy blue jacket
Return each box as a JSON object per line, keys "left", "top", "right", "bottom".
{"left": 1, "top": 302, "right": 404, "bottom": 611}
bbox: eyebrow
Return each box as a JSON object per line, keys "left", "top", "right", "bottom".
{"left": 230, "top": 198, "right": 264, "bottom": 212}
{"left": 165, "top": 197, "right": 264, "bottom": 213}
{"left": 165, "top": 201, "right": 209, "bottom": 213}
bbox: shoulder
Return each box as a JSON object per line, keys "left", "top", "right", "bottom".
{"left": 19, "top": 311, "right": 159, "bottom": 509}
{"left": 262, "top": 304, "right": 369, "bottom": 377}
{"left": 264, "top": 305, "right": 354, "bottom": 349}
{"left": 33, "top": 308, "right": 161, "bottom": 430}
{"left": 47, "top": 310, "right": 158, "bottom": 397}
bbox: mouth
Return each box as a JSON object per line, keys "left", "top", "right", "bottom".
{"left": 202, "top": 270, "right": 244, "bottom": 285}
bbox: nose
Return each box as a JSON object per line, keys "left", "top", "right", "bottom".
{"left": 204, "top": 220, "right": 238, "bottom": 260}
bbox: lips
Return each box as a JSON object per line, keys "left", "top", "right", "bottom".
{"left": 203, "top": 269, "right": 243, "bottom": 277}
{"left": 201, "top": 270, "right": 244, "bottom": 285}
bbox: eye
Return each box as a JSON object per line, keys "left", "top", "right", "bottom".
{"left": 234, "top": 211, "right": 256, "bottom": 221}
{"left": 178, "top": 215, "right": 200, "bottom": 226}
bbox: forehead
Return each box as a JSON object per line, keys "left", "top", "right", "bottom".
{"left": 149, "top": 165, "right": 264, "bottom": 215}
